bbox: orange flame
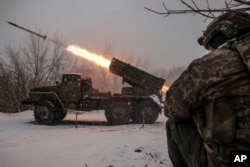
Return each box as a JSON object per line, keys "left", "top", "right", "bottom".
{"left": 67, "top": 45, "right": 169, "bottom": 93}
{"left": 161, "top": 85, "right": 169, "bottom": 92}
{"left": 66, "top": 45, "right": 111, "bottom": 68}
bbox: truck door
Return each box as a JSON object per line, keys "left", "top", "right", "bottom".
{"left": 59, "top": 74, "right": 81, "bottom": 103}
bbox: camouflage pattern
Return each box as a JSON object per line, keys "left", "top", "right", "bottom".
{"left": 200, "top": 11, "right": 250, "bottom": 50}
{"left": 164, "top": 39, "right": 250, "bottom": 166}
{"left": 205, "top": 10, "right": 250, "bottom": 37}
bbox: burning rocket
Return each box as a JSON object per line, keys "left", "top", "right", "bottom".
{"left": 7, "top": 21, "right": 67, "bottom": 47}
{"left": 7, "top": 21, "right": 110, "bottom": 68}
{"left": 8, "top": 22, "right": 47, "bottom": 40}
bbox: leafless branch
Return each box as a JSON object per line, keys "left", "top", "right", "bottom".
{"left": 145, "top": 0, "right": 250, "bottom": 19}
{"left": 235, "top": 0, "right": 250, "bottom": 5}
{"left": 180, "top": 0, "right": 214, "bottom": 18}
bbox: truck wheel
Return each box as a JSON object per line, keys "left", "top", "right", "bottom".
{"left": 34, "top": 101, "right": 55, "bottom": 125}
{"left": 105, "top": 103, "right": 131, "bottom": 125}
{"left": 133, "top": 101, "right": 160, "bottom": 124}
{"left": 54, "top": 108, "right": 67, "bottom": 123}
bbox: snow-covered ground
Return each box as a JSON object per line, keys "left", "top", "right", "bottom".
{"left": 0, "top": 110, "right": 171, "bottom": 167}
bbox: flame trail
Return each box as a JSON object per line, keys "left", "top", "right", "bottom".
{"left": 67, "top": 45, "right": 169, "bottom": 92}
{"left": 67, "top": 45, "right": 111, "bottom": 69}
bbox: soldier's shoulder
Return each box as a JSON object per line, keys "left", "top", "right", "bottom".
{"left": 186, "top": 48, "right": 240, "bottom": 73}
{"left": 199, "top": 48, "right": 239, "bottom": 63}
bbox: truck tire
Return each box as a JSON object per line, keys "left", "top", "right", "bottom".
{"left": 54, "top": 108, "right": 67, "bottom": 123}
{"left": 105, "top": 103, "right": 131, "bottom": 125}
{"left": 133, "top": 101, "right": 160, "bottom": 124}
{"left": 34, "top": 101, "right": 55, "bottom": 125}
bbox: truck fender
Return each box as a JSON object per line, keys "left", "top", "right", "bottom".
{"left": 30, "top": 92, "right": 64, "bottom": 108}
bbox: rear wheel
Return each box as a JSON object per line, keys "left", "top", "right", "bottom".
{"left": 34, "top": 101, "right": 55, "bottom": 125}
{"left": 133, "top": 101, "right": 160, "bottom": 124}
{"left": 105, "top": 103, "right": 131, "bottom": 125}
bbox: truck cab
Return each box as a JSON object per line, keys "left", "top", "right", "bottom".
{"left": 58, "top": 74, "right": 81, "bottom": 103}
{"left": 58, "top": 73, "right": 98, "bottom": 105}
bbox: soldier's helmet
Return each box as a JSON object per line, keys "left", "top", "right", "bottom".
{"left": 198, "top": 10, "right": 250, "bottom": 50}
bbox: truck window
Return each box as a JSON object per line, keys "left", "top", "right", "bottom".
{"left": 81, "top": 79, "right": 92, "bottom": 91}
{"left": 62, "top": 75, "right": 80, "bottom": 86}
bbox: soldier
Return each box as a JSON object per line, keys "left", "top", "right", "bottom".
{"left": 164, "top": 10, "right": 250, "bottom": 167}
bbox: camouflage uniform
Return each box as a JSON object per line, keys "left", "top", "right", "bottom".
{"left": 164, "top": 35, "right": 250, "bottom": 166}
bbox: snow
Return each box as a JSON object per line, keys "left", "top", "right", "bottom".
{"left": 0, "top": 110, "right": 171, "bottom": 167}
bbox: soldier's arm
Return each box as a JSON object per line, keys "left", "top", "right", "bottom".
{"left": 164, "top": 58, "right": 206, "bottom": 121}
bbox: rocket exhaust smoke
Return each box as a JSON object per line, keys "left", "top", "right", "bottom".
{"left": 46, "top": 36, "right": 67, "bottom": 48}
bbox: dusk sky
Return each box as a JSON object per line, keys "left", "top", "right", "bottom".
{"left": 0, "top": 0, "right": 225, "bottom": 69}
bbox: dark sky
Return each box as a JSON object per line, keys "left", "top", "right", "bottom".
{"left": 0, "top": 0, "right": 225, "bottom": 69}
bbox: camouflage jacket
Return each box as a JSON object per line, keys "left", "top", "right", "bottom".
{"left": 164, "top": 39, "right": 250, "bottom": 166}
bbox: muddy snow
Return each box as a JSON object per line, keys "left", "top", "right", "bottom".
{"left": 0, "top": 110, "right": 171, "bottom": 167}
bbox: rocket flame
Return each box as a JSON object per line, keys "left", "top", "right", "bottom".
{"left": 67, "top": 44, "right": 169, "bottom": 93}
{"left": 161, "top": 85, "right": 169, "bottom": 92}
{"left": 67, "top": 45, "right": 111, "bottom": 68}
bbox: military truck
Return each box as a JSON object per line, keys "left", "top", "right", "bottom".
{"left": 22, "top": 57, "right": 165, "bottom": 125}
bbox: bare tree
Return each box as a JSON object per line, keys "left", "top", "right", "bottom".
{"left": 23, "top": 34, "right": 67, "bottom": 88}
{"left": 0, "top": 34, "right": 67, "bottom": 113}
{"left": 145, "top": 0, "right": 250, "bottom": 19}
{"left": 22, "top": 34, "right": 49, "bottom": 88}
{"left": 0, "top": 47, "right": 28, "bottom": 112}
{"left": 43, "top": 34, "right": 69, "bottom": 85}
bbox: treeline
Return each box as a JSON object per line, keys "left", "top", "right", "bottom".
{"left": 0, "top": 35, "right": 185, "bottom": 113}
